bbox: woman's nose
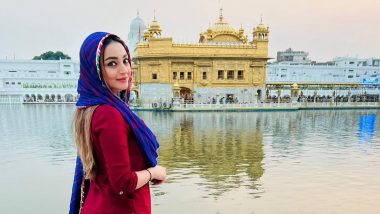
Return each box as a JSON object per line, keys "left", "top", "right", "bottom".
{"left": 120, "top": 64, "right": 130, "bottom": 74}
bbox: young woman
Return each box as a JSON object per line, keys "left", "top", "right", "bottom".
{"left": 69, "top": 32, "right": 166, "bottom": 214}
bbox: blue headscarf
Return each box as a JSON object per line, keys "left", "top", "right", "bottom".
{"left": 69, "top": 32, "right": 159, "bottom": 214}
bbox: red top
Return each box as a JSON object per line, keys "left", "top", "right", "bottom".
{"left": 81, "top": 105, "right": 151, "bottom": 214}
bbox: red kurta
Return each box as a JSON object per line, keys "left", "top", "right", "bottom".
{"left": 81, "top": 105, "right": 151, "bottom": 214}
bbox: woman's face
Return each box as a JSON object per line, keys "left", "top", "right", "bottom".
{"left": 102, "top": 41, "right": 132, "bottom": 95}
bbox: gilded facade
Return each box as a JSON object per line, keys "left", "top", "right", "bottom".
{"left": 132, "top": 10, "right": 269, "bottom": 104}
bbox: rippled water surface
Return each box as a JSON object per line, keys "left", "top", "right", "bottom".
{"left": 0, "top": 105, "right": 379, "bottom": 213}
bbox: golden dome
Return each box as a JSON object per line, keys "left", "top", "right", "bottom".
{"left": 209, "top": 11, "right": 236, "bottom": 33}
{"left": 199, "top": 8, "right": 247, "bottom": 44}
{"left": 210, "top": 21, "right": 236, "bottom": 33}
{"left": 149, "top": 20, "right": 161, "bottom": 30}
{"left": 143, "top": 28, "right": 150, "bottom": 35}
{"left": 254, "top": 17, "right": 269, "bottom": 32}
{"left": 256, "top": 23, "right": 267, "bottom": 31}
{"left": 146, "top": 17, "right": 162, "bottom": 38}
{"left": 143, "top": 28, "right": 151, "bottom": 40}
{"left": 239, "top": 25, "right": 244, "bottom": 34}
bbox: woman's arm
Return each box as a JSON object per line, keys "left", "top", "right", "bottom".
{"left": 135, "top": 165, "right": 167, "bottom": 189}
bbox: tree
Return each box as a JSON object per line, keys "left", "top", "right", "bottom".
{"left": 33, "top": 51, "right": 71, "bottom": 60}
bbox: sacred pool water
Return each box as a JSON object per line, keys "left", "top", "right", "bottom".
{"left": 0, "top": 105, "right": 379, "bottom": 213}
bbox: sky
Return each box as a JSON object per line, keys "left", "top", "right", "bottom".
{"left": 0, "top": 0, "right": 379, "bottom": 62}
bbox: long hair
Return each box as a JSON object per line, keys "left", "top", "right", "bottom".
{"left": 73, "top": 105, "right": 98, "bottom": 179}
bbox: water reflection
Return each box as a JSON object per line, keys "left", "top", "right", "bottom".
{"left": 358, "top": 113, "right": 377, "bottom": 142}
{"left": 136, "top": 109, "right": 380, "bottom": 201}
{"left": 137, "top": 112, "right": 265, "bottom": 197}
{"left": 0, "top": 104, "right": 76, "bottom": 166}
{"left": 0, "top": 106, "right": 379, "bottom": 213}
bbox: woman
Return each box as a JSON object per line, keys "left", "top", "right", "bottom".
{"left": 69, "top": 32, "right": 166, "bottom": 214}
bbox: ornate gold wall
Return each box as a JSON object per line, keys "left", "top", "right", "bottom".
{"left": 132, "top": 11, "right": 269, "bottom": 99}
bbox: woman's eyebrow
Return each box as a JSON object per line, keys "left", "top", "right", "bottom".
{"left": 104, "top": 56, "right": 118, "bottom": 61}
{"left": 105, "top": 54, "right": 128, "bottom": 61}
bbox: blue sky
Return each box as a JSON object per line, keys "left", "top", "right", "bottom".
{"left": 0, "top": 0, "right": 379, "bottom": 61}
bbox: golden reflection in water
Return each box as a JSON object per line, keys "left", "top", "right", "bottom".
{"left": 139, "top": 112, "right": 265, "bottom": 197}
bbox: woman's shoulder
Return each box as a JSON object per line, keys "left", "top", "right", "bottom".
{"left": 94, "top": 104, "right": 120, "bottom": 115}
{"left": 92, "top": 104, "right": 125, "bottom": 124}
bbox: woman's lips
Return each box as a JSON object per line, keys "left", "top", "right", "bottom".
{"left": 117, "top": 77, "right": 127, "bottom": 82}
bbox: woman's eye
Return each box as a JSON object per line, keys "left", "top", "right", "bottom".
{"left": 107, "top": 61, "right": 117, "bottom": 66}
{"left": 123, "top": 59, "right": 129, "bottom": 64}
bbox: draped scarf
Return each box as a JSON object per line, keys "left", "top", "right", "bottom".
{"left": 69, "top": 32, "right": 159, "bottom": 214}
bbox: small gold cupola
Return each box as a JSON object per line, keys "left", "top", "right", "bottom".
{"left": 252, "top": 16, "right": 269, "bottom": 42}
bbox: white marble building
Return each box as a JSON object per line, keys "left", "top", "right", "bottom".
{"left": 266, "top": 57, "right": 380, "bottom": 97}
{"left": 127, "top": 13, "right": 146, "bottom": 57}
{"left": 0, "top": 59, "right": 79, "bottom": 103}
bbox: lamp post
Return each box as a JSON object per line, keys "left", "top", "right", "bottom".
{"left": 348, "top": 90, "right": 351, "bottom": 102}
{"left": 314, "top": 90, "right": 317, "bottom": 103}
{"left": 241, "top": 89, "right": 245, "bottom": 104}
